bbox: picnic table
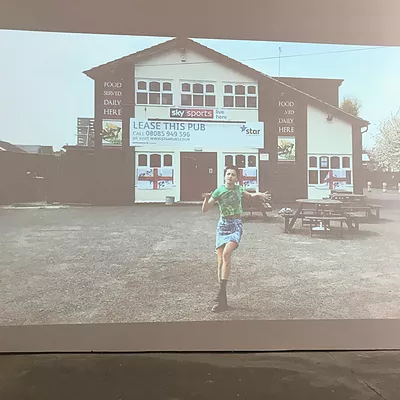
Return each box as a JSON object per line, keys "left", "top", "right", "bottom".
{"left": 242, "top": 188, "right": 272, "bottom": 219}
{"left": 329, "top": 193, "right": 381, "bottom": 219}
{"left": 283, "top": 199, "right": 360, "bottom": 236}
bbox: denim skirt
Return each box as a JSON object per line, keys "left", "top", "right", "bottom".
{"left": 215, "top": 217, "right": 243, "bottom": 250}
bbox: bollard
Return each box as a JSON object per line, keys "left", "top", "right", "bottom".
{"left": 367, "top": 181, "right": 372, "bottom": 192}
{"left": 383, "top": 182, "right": 387, "bottom": 193}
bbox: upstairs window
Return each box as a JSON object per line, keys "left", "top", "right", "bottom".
{"left": 136, "top": 80, "right": 173, "bottom": 105}
{"left": 180, "top": 82, "right": 216, "bottom": 107}
{"left": 223, "top": 84, "right": 257, "bottom": 108}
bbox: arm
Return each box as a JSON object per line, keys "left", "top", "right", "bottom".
{"left": 202, "top": 192, "right": 216, "bottom": 213}
{"left": 243, "top": 190, "right": 272, "bottom": 201}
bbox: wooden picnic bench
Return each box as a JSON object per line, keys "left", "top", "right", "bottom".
{"left": 329, "top": 194, "right": 381, "bottom": 219}
{"left": 283, "top": 199, "right": 361, "bottom": 235}
{"left": 242, "top": 194, "right": 272, "bottom": 218}
{"left": 343, "top": 212, "right": 362, "bottom": 231}
{"left": 308, "top": 215, "right": 347, "bottom": 237}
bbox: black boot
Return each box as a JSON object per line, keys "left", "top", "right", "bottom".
{"left": 212, "top": 280, "right": 228, "bottom": 312}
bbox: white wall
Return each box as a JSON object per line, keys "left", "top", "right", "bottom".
{"left": 307, "top": 105, "right": 352, "bottom": 154}
{"left": 307, "top": 104, "right": 354, "bottom": 199}
{"left": 133, "top": 46, "right": 261, "bottom": 203}
{"left": 134, "top": 146, "right": 259, "bottom": 202}
{"left": 134, "top": 47, "right": 259, "bottom": 122}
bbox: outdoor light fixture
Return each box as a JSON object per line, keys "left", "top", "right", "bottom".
{"left": 180, "top": 47, "right": 186, "bottom": 62}
{"left": 326, "top": 114, "right": 333, "bottom": 122}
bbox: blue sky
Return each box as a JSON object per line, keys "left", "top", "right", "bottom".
{"left": 1, "top": 29, "right": 399, "bottom": 150}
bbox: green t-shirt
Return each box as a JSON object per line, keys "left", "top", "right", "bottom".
{"left": 211, "top": 184, "right": 245, "bottom": 217}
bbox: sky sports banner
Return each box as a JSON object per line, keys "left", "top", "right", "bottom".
{"left": 130, "top": 119, "right": 264, "bottom": 149}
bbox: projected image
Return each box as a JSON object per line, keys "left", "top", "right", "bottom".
{"left": 1, "top": 30, "right": 400, "bottom": 326}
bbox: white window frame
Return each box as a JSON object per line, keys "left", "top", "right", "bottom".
{"left": 224, "top": 153, "right": 258, "bottom": 169}
{"left": 137, "top": 152, "right": 174, "bottom": 168}
{"left": 135, "top": 79, "right": 173, "bottom": 106}
{"left": 224, "top": 153, "right": 259, "bottom": 190}
{"left": 308, "top": 154, "right": 352, "bottom": 186}
{"left": 223, "top": 83, "right": 258, "bottom": 109}
{"left": 180, "top": 81, "right": 216, "bottom": 108}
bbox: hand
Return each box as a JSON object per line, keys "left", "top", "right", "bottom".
{"left": 202, "top": 192, "right": 212, "bottom": 200}
{"left": 258, "top": 191, "right": 272, "bottom": 201}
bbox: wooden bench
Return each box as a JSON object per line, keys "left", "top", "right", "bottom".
{"left": 283, "top": 213, "right": 295, "bottom": 233}
{"left": 300, "top": 209, "right": 318, "bottom": 226}
{"left": 367, "top": 204, "right": 381, "bottom": 219}
{"left": 342, "top": 203, "right": 371, "bottom": 217}
{"left": 343, "top": 212, "right": 363, "bottom": 231}
{"left": 308, "top": 216, "right": 347, "bottom": 237}
{"left": 242, "top": 195, "right": 272, "bottom": 218}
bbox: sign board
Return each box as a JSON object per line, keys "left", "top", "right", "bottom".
{"left": 130, "top": 119, "right": 264, "bottom": 149}
{"left": 169, "top": 108, "right": 232, "bottom": 121}
{"left": 277, "top": 98, "right": 297, "bottom": 135}
{"left": 100, "top": 79, "right": 124, "bottom": 119}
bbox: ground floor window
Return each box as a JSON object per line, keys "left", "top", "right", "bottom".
{"left": 224, "top": 153, "right": 258, "bottom": 190}
{"left": 136, "top": 152, "right": 175, "bottom": 190}
{"left": 308, "top": 154, "right": 352, "bottom": 190}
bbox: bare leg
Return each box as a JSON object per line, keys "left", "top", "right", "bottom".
{"left": 212, "top": 241, "right": 238, "bottom": 312}
{"left": 213, "top": 246, "right": 225, "bottom": 302}
{"left": 221, "top": 241, "right": 238, "bottom": 280}
{"left": 217, "top": 246, "right": 224, "bottom": 282}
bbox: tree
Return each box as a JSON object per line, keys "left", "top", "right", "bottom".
{"left": 340, "top": 96, "right": 362, "bottom": 117}
{"left": 375, "top": 108, "right": 400, "bottom": 172}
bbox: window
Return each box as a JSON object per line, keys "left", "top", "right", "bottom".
{"left": 180, "top": 82, "right": 215, "bottom": 107}
{"left": 225, "top": 155, "right": 233, "bottom": 166}
{"left": 343, "top": 156, "right": 351, "bottom": 168}
{"left": 138, "top": 154, "right": 147, "bottom": 167}
{"left": 150, "top": 154, "right": 161, "bottom": 168}
{"left": 137, "top": 153, "right": 174, "bottom": 168}
{"left": 309, "top": 170, "right": 318, "bottom": 185}
{"left": 164, "top": 154, "right": 173, "bottom": 167}
{"left": 308, "top": 155, "right": 353, "bottom": 187}
{"left": 320, "top": 156, "right": 329, "bottom": 169}
{"left": 331, "top": 156, "right": 340, "bottom": 169}
{"left": 248, "top": 155, "right": 257, "bottom": 167}
{"left": 136, "top": 80, "right": 173, "bottom": 105}
{"left": 223, "top": 83, "right": 257, "bottom": 108}
{"left": 136, "top": 153, "right": 175, "bottom": 190}
{"left": 224, "top": 154, "right": 258, "bottom": 169}
{"left": 224, "top": 153, "right": 259, "bottom": 190}
{"left": 235, "top": 155, "right": 246, "bottom": 168}
{"left": 346, "top": 170, "right": 352, "bottom": 184}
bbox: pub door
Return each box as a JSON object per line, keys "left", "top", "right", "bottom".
{"left": 180, "top": 152, "right": 217, "bottom": 201}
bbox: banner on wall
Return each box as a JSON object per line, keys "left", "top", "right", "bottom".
{"left": 102, "top": 120, "right": 122, "bottom": 146}
{"left": 130, "top": 119, "right": 264, "bottom": 149}
{"left": 239, "top": 167, "right": 258, "bottom": 190}
{"left": 314, "top": 169, "right": 349, "bottom": 190}
{"left": 136, "top": 167, "right": 175, "bottom": 190}
{"left": 169, "top": 108, "right": 233, "bottom": 121}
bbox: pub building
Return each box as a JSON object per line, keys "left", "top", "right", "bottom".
{"left": 80, "top": 37, "right": 369, "bottom": 204}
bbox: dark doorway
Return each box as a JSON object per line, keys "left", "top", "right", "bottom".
{"left": 180, "top": 152, "right": 217, "bottom": 201}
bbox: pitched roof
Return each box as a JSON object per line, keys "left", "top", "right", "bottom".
{"left": 14, "top": 144, "right": 54, "bottom": 154}
{"left": 0, "top": 140, "right": 27, "bottom": 153}
{"left": 83, "top": 37, "right": 369, "bottom": 127}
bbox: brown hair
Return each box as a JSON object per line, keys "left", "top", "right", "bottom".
{"left": 224, "top": 165, "right": 240, "bottom": 178}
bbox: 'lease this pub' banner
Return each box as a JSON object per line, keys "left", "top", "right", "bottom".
{"left": 130, "top": 119, "right": 264, "bottom": 149}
